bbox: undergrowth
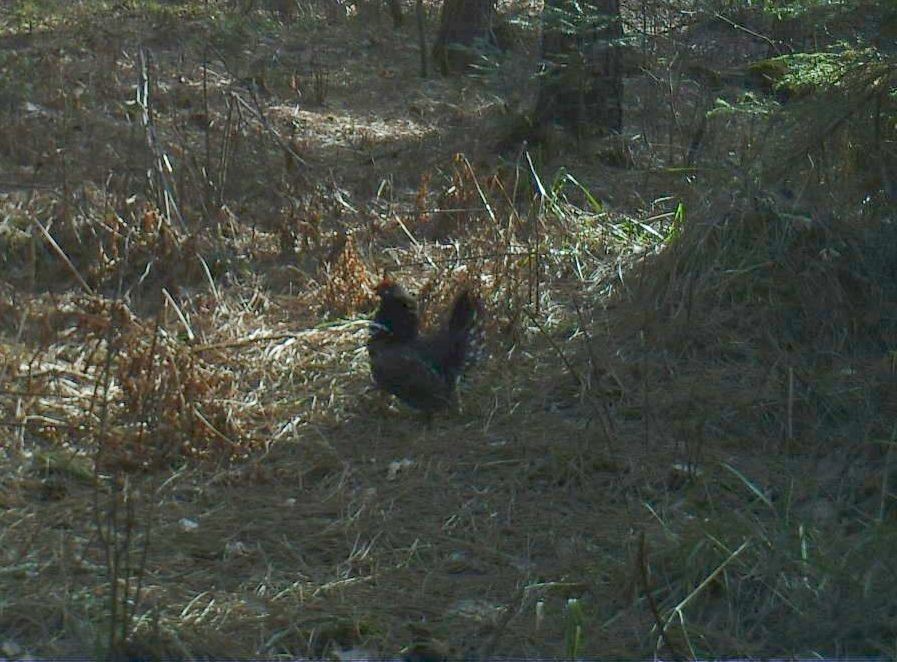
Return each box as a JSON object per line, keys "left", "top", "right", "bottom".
{"left": 0, "top": 0, "right": 895, "bottom": 658}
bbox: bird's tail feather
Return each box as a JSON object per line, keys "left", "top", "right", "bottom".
{"left": 447, "top": 289, "right": 486, "bottom": 367}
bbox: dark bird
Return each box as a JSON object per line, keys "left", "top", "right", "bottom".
{"left": 368, "top": 278, "right": 484, "bottom": 415}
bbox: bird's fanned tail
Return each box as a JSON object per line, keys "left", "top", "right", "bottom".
{"left": 368, "top": 281, "right": 486, "bottom": 415}
{"left": 442, "top": 289, "right": 486, "bottom": 377}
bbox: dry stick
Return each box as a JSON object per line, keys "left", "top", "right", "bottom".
{"left": 89, "top": 262, "right": 158, "bottom": 655}
{"left": 136, "top": 46, "right": 187, "bottom": 234}
{"left": 201, "top": 46, "right": 251, "bottom": 203}
{"left": 0, "top": 180, "right": 57, "bottom": 190}
{"left": 218, "top": 95, "right": 236, "bottom": 207}
{"left": 191, "top": 332, "right": 324, "bottom": 354}
{"left": 119, "top": 473, "right": 135, "bottom": 646}
{"left": 480, "top": 164, "right": 526, "bottom": 315}
{"left": 638, "top": 532, "right": 685, "bottom": 662}
{"left": 571, "top": 296, "right": 617, "bottom": 450}
{"left": 121, "top": 318, "right": 164, "bottom": 645}
{"left": 522, "top": 307, "right": 584, "bottom": 392}
{"left": 460, "top": 154, "right": 498, "bottom": 226}
{"left": 193, "top": 406, "right": 238, "bottom": 448}
{"left": 874, "top": 90, "right": 897, "bottom": 203}
{"left": 661, "top": 539, "right": 751, "bottom": 659}
{"left": 879, "top": 424, "right": 896, "bottom": 523}
{"left": 383, "top": 249, "right": 531, "bottom": 269}
{"left": 197, "top": 253, "right": 221, "bottom": 305}
{"left": 0, "top": 419, "right": 80, "bottom": 430}
{"left": 0, "top": 388, "right": 74, "bottom": 397}
{"left": 524, "top": 151, "right": 545, "bottom": 315}
{"left": 641, "top": 339, "right": 650, "bottom": 451}
{"left": 28, "top": 202, "right": 37, "bottom": 291}
{"left": 786, "top": 366, "right": 794, "bottom": 447}
{"left": 233, "top": 86, "right": 310, "bottom": 178}
{"left": 713, "top": 11, "right": 779, "bottom": 54}
{"left": 419, "top": 205, "right": 508, "bottom": 214}
{"left": 31, "top": 218, "right": 94, "bottom": 295}
{"left": 165, "top": 99, "right": 209, "bottom": 226}
{"left": 202, "top": 49, "right": 212, "bottom": 208}
{"left": 416, "top": 0, "right": 428, "bottom": 77}
{"left": 392, "top": 214, "right": 437, "bottom": 268}
{"left": 161, "top": 287, "right": 196, "bottom": 342}
{"left": 90, "top": 298, "right": 119, "bottom": 655}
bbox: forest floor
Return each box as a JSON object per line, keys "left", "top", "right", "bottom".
{"left": 0, "top": 2, "right": 894, "bottom": 659}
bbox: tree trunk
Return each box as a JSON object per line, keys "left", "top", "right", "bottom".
{"left": 432, "top": 0, "right": 496, "bottom": 74}
{"left": 534, "top": 0, "right": 623, "bottom": 137}
{"left": 386, "top": 0, "right": 403, "bottom": 28}
{"left": 416, "top": 0, "right": 429, "bottom": 77}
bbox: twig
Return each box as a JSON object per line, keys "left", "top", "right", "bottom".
{"left": 522, "top": 306, "right": 584, "bottom": 390}
{"left": 713, "top": 12, "right": 779, "bottom": 54}
{"left": 202, "top": 48, "right": 212, "bottom": 207}
{"left": 416, "top": 0, "right": 428, "bottom": 77}
{"left": 136, "top": 46, "right": 187, "bottom": 233}
{"left": 31, "top": 217, "right": 94, "bottom": 295}
{"left": 0, "top": 418, "right": 81, "bottom": 430}
{"left": 392, "top": 215, "right": 437, "bottom": 269}
{"left": 197, "top": 253, "right": 221, "bottom": 304}
{"left": 878, "top": 424, "right": 896, "bottom": 523}
{"left": 660, "top": 539, "right": 751, "bottom": 657}
{"left": 193, "top": 405, "right": 237, "bottom": 447}
{"left": 571, "top": 296, "right": 617, "bottom": 448}
{"left": 459, "top": 154, "right": 498, "bottom": 226}
{"left": 161, "top": 287, "right": 195, "bottom": 342}
{"left": 524, "top": 150, "right": 545, "bottom": 314}
{"left": 190, "top": 331, "right": 324, "bottom": 354}
{"left": 381, "top": 249, "right": 531, "bottom": 270}
{"left": 231, "top": 86, "right": 310, "bottom": 179}
{"left": 0, "top": 180, "right": 58, "bottom": 191}
{"left": 786, "top": 366, "right": 794, "bottom": 446}
{"left": 218, "top": 94, "right": 236, "bottom": 207}
{"left": 638, "top": 532, "right": 685, "bottom": 662}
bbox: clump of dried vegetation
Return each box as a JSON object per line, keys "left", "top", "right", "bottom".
{"left": 0, "top": 0, "right": 895, "bottom": 658}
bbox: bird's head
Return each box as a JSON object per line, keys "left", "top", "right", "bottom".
{"left": 372, "top": 277, "right": 419, "bottom": 341}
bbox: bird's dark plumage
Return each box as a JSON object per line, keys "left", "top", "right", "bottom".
{"left": 368, "top": 279, "right": 484, "bottom": 414}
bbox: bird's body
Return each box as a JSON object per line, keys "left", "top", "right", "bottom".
{"left": 368, "top": 279, "right": 484, "bottom": 415}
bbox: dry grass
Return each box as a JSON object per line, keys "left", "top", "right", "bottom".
{"left": 0, "top": 0, "right": 895, "bottom": 659}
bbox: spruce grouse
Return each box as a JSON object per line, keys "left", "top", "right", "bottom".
{"left": 368, "top": 278, "right": 484, "bottom": 414}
